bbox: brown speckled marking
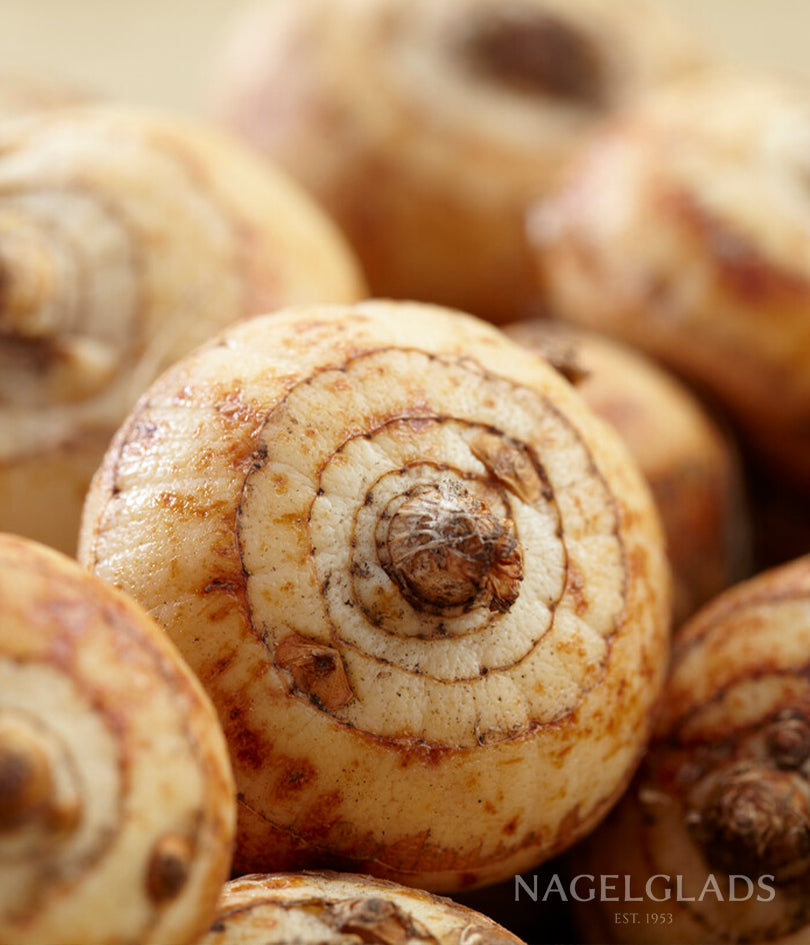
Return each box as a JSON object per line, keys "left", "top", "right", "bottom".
{"left": 391, "top": 738, "right": 453, "bottom": 768}
{"left": 155, "top": 491, "right": 232, "bottom": 520}
{"left": 271, "top": 756, "right": 318, "bottom": 802}
{"left": 294, "top": 788, "right": 344, "bottom": 842}
{"left": 214, "top": 388, "right": 261, "bottom": 426}
{"left": 233, "top": 768, "right": 598, "bottom": 883}
{"left": 227, "top": 725, "right": 271, "bottom": 774}
{"left": 566, "top": 562, "right": 589, "bottom": 617}
{"left": 203, "top": 576, "right": 244, "bottom": 596}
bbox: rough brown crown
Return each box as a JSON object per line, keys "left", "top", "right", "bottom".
{"left": 689, "top": 761, "right": 810, "bottom": 883}
{"left": 381, "top": 479, "right": 523, "bottom": 615}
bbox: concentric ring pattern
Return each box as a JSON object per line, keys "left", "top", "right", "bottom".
{"left": 0, "top": 104, "right": 365, "bottom": 554}
{"left": 570, "top": 557, "right": 810, "bottom": 944}
{"left": 239, "top": 346, "right": 626, "bottom": 748}
{"left": 0, "top": 535, "right": 235, "bottom": 945}
{"left": 81, "top": 300, "right": 670, "bottom": 890}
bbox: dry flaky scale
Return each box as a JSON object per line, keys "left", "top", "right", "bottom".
{"left": 212, "top": 0, "right": 703, "bottom": 324}
{"left": 506, "top": 320, "right": 750, "bottom": 626}
{"left": 0, "top": 534, "right": 236, "bottom": 945}
{"left": 79, "top": 300, "right": 671, "bottom": 891}
{"left": 530, "top": 68, "right": 810, "bottom": 490}
{"left": 198, "top": 871, "right": 526, "bottom": 944}
{"left": 571, "top": 556, "right": 810, "bottom": 945}
{"left": 0, "top": 104, "right": 366, "bottom": 555}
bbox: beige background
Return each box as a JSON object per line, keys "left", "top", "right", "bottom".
{"left": 0, "top": 0, "right": 808, "bottom": 117}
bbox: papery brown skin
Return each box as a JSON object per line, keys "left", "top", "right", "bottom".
{"left": 570, "top": 556, "right": 810, "bottom": 945}
{"left": 79, "top": 300, "right": 671, "bottom": 893}
{"left": 531, "top": 68, "right": 810, "bottom": 490}
{"left": 0, "top": 534, "right": 236, "bottom": 945}
{"left": 212, "top": 0, "right": 703, "bottom": 325}
{"left": 0, "top": 104, "right": 366, "bottom": 555}
{"left": 506, "top": 319, "right": 750, "bottom": 626}
{"left": 198, "top": 871, "right": 527, "bottom": 944}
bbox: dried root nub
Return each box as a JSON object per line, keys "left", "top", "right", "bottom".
{"left": 383, "top": 479, "right": 523, "bottom": 615}
{"left": 689, "top": 762, "right": 810, "bottom": 883}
